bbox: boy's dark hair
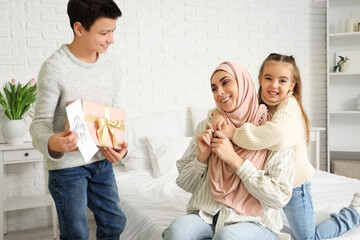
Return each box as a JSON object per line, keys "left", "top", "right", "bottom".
{"left": 67, "top": 0, "right": 122, "bottom": 31}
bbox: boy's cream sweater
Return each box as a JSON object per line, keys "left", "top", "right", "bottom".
{"left": 232, "top": 95, "right": 314, "bottom": 188}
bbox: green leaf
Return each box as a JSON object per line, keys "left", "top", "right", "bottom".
{"left": 5, "top": 109, "right": 13, "bottom": 120}
{"left": 0, "top": 80, "right": 37, "bottom": 120}
{"left": 18, "top": 89, "right": 36, "bottom": 117}
{"left": 20, "top": 105, "right": 30, "bottom": 118}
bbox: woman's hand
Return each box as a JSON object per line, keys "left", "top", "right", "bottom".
{"left": 211, "top": 109, "right": 226, "bottom": 131}
{"left": 102, "top": 141, "right": 128, "bottom": 163}
{"left": 195, "top": 123, "right": 214, "bottom": 163}
{"left": 211, "top": 131, "right": 243, "bottom": 170}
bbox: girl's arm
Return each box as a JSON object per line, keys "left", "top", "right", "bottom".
{"left": 233, "top": 97, "right": 302, "bottom": 151}
{"left": 236, "top": 148, "right": 295, "bottom": 208}
{"left": 176, "top": 119, "right": 209, "bottom": 193}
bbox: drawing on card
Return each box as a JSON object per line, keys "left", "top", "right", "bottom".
{"left": 65, "top": 99, "right": 98, "bottom": 162}
{"left": 72, "top": 115, "right": 87, "bottom": 144}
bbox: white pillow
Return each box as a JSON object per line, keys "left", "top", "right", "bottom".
{"left": 121, "top": 112, "right": 183, "bottom": 170}
{"left": 146, "top": 136, "right": 192, "bottom": 178}
{"left": 189, "top": 105, "right": 215, "bottom": 133}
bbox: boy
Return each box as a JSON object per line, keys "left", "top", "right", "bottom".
{"left": 30, "top": 0, "right": 127, "bottom": 239}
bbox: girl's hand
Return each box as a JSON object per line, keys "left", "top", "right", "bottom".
{"left": 195, "top": 123, "right": 214, "bottom": 163}
{"left": 48, "top": 130, "right": 78, "bottom": 153}
{"left": 222, "top": 124, "right": 236, "bottom": 140}
{"left": 102, "top": 141, "right": 128, "bottom": 163}
{"left": 211, "top": 109, "right": 226, "bottom": 131}
{"left": 211, "top": 131, "right": 243, "bottom": 170}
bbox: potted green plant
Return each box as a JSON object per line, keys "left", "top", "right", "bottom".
{"left": 333, "top": 56, "right": 350, "bottom": 73}
{"left": 0, "top": 78, "right": 37, "bottom": 145}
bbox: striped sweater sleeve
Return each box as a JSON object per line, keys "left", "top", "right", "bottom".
{"left": 232, "top": 97, "right": 301, "bottom": 151}
{"left": 236, "top": 148, "right": 295, "bottom": 208}
{"left": 176, "top": 119, "right": 209, "bottom": 194}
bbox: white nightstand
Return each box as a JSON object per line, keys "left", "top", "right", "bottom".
{"left": 0, "top": 142, "right": 57, "bottom": 240}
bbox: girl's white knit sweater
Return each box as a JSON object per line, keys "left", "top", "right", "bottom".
{"left": 232, "top": 95, "right": 314, "bottom": 188}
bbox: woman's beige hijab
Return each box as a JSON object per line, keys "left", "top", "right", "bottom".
{"left": 208, "top": 61, "right": 271, "bottom": 216}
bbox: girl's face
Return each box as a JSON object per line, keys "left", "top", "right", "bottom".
{"left": 211, "top": 70, "right": 239, "bottom": 112}
{"left": 260, "top": 61, "right": 295, "bottom": 103}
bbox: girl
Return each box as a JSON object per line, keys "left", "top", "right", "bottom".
{"left": 162, "top": 61, "right": 295, "bottom": 240}
{"left": 210, "top": 53, "right": 360, "bottom": 240}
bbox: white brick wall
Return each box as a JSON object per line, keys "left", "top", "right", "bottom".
{"left": 0, "top": 0, "right": 327, "bottom": 232}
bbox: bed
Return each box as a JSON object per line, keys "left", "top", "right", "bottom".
{"left": 115, "top": 109, "right": 360, "bottom": 240}
{"left": 114, "top": 167, "right": 360, "bottom": 240}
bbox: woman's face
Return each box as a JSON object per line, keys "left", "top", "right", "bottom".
{"left": 211, "top": 70, "right": 239, "bottom": 112}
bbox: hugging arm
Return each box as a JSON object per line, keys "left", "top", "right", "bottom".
{"left": 236, "top": 148, "right": 295, "bottom": 208}
{"left": 232, "top": 100, "right": 301, "bottom": 151}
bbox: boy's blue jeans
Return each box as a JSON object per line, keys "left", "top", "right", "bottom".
{"left": 162, "top": 213, "right": 278, "bottom": 240}
{"left": 48, "top": 159, "right": 126, "bottom": 240}
{"left": 283, "top": 181, "right": 360, "bottom": 240}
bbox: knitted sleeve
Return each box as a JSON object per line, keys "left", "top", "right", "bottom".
{"left": 232, "top": 97, "right": 302, "bottom": 151}
{"left": 30, "top": 58, "right": 64, "bottom": 161}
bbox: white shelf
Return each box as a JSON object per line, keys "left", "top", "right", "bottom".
{"left": 329, "top": 32, "right": 360, "bottom": 39}
{"left": 329, "top": 110, "right": 360, "bottom": 114}
{"left": 4, "top": 194, "right": 53, "bottom": 212}
{"left": 327, "top": 0, "right": 360, "bottom": 173}
{"left": 330, "top": 146, "right": 360, "bottom": 152}
{"left": 329, "top": 72, "right": 360, "bottom": 76}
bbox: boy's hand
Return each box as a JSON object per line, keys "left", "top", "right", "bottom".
{"left": 211, "top": 109, "right": 226, "bottom": 131}
{"left": 48, "top": 130, "right": 78, "bottom": 153}
{"left": 102, "top": 141, "right": 128, "bottom": 163}
{"left": 195, "top": 123, "right": 214, "bottom": 163}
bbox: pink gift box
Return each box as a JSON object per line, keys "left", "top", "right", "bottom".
{"left": 66, "top": 99, "right": 126, "bottom": 149}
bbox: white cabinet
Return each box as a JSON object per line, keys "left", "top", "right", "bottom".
{"left": 327, "top": 0, "right": 360, "bottom": 173}
{"left": 0, "top": 142, "right": 57, "bottom": 239}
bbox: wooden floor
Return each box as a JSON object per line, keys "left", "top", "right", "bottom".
{"left": 4, "top": 220, "right": 97, "bottom": 240}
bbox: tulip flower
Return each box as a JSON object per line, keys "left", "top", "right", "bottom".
{"left": 0, "top": 78, "right": 37, "bottom": 120}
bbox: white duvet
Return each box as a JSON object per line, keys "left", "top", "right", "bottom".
{"left": 114, "top": 166, "right": 360, "bottom": 240}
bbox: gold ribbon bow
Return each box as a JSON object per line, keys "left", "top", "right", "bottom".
{"left": 84, "top": 105, "right": 124, "bottom": 148}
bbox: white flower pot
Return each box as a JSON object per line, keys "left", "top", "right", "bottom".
{"left": 340, "top": 62, "right": 349, "bottom": 72}
{"left": 4, "top": 119, "right": 27, "bottom": 145}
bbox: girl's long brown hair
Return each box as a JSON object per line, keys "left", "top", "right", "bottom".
{"left": 258, "top": 53, "right": 310, "bottom": 143}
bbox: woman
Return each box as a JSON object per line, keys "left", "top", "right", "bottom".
{"left": 162, "top": 61, "right": 295, "bottom": 240}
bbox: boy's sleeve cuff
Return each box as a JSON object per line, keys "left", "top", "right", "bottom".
{"left": 44, "top": 134, "right": 64, "bottom": 161}
{"left": 235, "top": 159, "right": 257, "bottom": 182}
